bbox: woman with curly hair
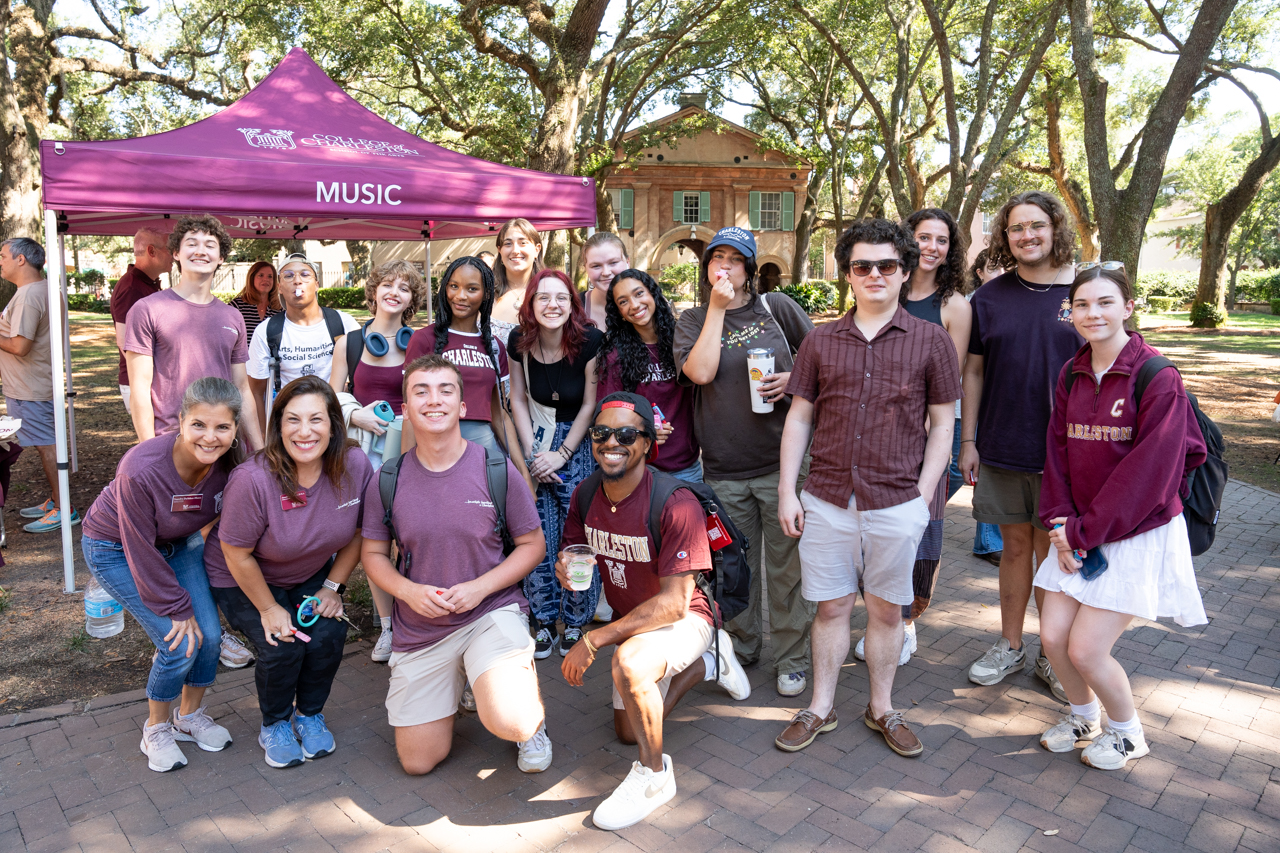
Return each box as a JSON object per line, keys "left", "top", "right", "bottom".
{"left": 598, "top": 269, "right": 700, "bottom": 482}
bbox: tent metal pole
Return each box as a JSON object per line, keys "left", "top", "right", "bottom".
{"left": 423, "top": 236, "right": 433, "bottom": 323}
{"left": 57, "top": 234, "right": 79, "bottom": 473}
{"left": 44, "top": 210, "right": 77, "bottom": 594}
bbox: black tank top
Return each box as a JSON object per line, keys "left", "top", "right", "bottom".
{"left": 904, "top": 294, "right": 943, "bottom": 327}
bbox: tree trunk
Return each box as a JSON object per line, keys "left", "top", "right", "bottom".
{"left": 792, "top": 170, "right": 826, "bottom": 284}
{"left": 1192, "top": 202, "right": 1231, "bottom": 327}
{"left": 595, "top": 178, "right": 616, "bottom": 234}
{"left": 0, "top": 4, "right": 41, "bottom": 239}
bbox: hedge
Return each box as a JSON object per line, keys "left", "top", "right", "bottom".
{"left": 1136, "top": 269, "right": 1280, "bottom": 306}
{"left": 777, "top": 280, "right": 836, "bottom": 313}
{"left": 316, "top": 287, "right": 368, "bottom": 310}
{"left": 67, "top": 294, "right": 110, "bottom": 313}
{"left": 1271, "top": 298, "right": 1280, "bottom": 316}
{"left": 1146, "top": 296, "right": 1179, "bottom": 313}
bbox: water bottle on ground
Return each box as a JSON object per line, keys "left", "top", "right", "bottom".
{"left": 84, "top": 575, "right": 124, "bottom": 638}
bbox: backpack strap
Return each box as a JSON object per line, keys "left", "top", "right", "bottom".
{"left": 345, "top": 323, "right": 368, "bottom": 393}
{"left": 646, "top": 469, "right": 690, "bottom": 560}
{"left": 265, "top": 312, "right": 288, "bottom": 394}
{"left": 484, "top": 445, "right": 515, "bottom": 552}
{"left": 572, "top": 468, "right": 606, "bottom": 524}
{"left": 378, "top": 452, "right": 408, "bottom": 573}
{"left": 321, "top": 306, "right": 346, "bottom": 342}
{"left": 1133, "top": 356, "right": 1176, "bottom": 409}
{"left": 757, "top": 292, "right": 799, "bottom": 357}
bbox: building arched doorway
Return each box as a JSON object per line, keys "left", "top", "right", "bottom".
{"left": 674, "top": 238, "right": 705, "bottom": 262}
{"left": 759, "top": 262, "right": 782, "bottom": 293}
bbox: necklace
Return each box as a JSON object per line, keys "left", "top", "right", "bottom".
{"left": 602, "top": 482, "right": 635, "bottom": 512}
{"left": 1015, "top": 271, "right": 1060, "bottom": 293}
{"left": 536, "top": 337, "right": 565, "bottom": 401}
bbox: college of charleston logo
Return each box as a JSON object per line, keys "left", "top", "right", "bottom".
{"left": 237, "top": 128, "right": 297, "bottom": 150}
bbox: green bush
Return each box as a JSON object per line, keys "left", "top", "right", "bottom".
{"left": 1237, "top": 270, "right": 1280, "bottom": 302}
{"left": 317, "top": 287, "right": 368, "bottom": 310}
{"left": 1134, "top": 270, "right": 1198, "bottom": 303}
{"left": 777, "top": 280, "right": 836, "bottom": 313}
{"left": 67, "top": 294, "right": 110, "bottom": 313}
{"left": 1189, "top": 301, "right": 1227, "bottom": 327}
{"left": 1146, "top": 296, "right": 1178, "bottom": 313}
{"left": 1270, "top": 298, "right": 1280, "bottom": 316}
{"left": 68, "top": 269, "right": 106, "bottom": 293}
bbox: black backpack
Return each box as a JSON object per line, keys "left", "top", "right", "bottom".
{"left": 265, "top": 307, "right": 347, "bottom": 394}
{"left": 573, "top": 467, "right": 752, "bottom": 628}
{"left": 1064, "top": 355, "right": 1227, "bottom": 557}
{"left": 378, "top": 447, "right": 516, "bottom": 575}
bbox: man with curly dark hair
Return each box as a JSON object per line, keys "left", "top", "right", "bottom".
{"left": 124, "top": 214, "right": 264, "bottom": 449}
{"left": 774, "top": 218, "right": 960, "bottom": 758}
{"left": 957, "top": 191, "right": 1083, "bottom": 701}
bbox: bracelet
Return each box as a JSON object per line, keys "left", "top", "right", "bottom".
{"left": 960, "top": 439, "right": 975, "bottom": 444}
{"left": 582, "top": 631, "right": 599, "bottom": 656}
{"left": 559, "top": 445, "right": 573, "bottom": 460}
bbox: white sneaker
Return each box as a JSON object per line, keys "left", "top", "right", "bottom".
{"left": 371, "top": 628, "right": 393, "bottom": 663}
{"left": 1040, "top": 712, "right": 1103, "bottom": 753}
{"left": 1081, "top": 725, "right": 1149, "bottom": 770}
{"left": 593, "top": 754, "right": 677, "bottom": 831}
{"left": 854, "top": 623, "right": 916, "bottom": 665}
{"left": 219, "top": 634, "right": 254, "bottom": 669}
{"left": 776, "top": 671, "right": 807, "bottom": 696}
{"left": 140, "top": 721, "right": 189, "bottom": 772}
{"left": 1035, "top": 653, "right": 1069, "bottom": 703}
{"left": 460, "top": 683, "right": 476, "bottom": 713}
{"left": 170, "top": 706, "right": 233, "bottom": 752}
{"left": 516, "top": 721, "right": 553, "bottom": 773}
{"left": 594, "top": 597, "right": 614, "bottom": 623}
{"left": 968, "top": 638, "right": 1026, "bottom": 685}
{"left": 713, "top": 629, "right": 750, "bottom": 700}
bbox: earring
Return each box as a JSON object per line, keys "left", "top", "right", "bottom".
{"left": 231, "top": 438, "right": 240, "bottom": 449}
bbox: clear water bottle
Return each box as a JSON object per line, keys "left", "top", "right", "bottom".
{"left": 84, "top": 575, "right": 124, "bottom": 638}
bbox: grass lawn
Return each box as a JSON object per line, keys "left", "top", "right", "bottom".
{"left": 1139, "top": 311, "right": 1280, "bottom": 331}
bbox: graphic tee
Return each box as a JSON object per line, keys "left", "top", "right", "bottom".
{"left": 404, "top": 327, "right": 509, "bottom": 422}
{"left": 561, "top": 469, "right": 715, "bottom": 625}
{"left": 361, "top": 442, "right": 541, "bottom": 653}
{"left": 204, "top": 447, "right": 373, "bottom": 588}
{"left": 81, "top": 432, "right": 228, "bottom": 620}
{"left": 968, "top": 271, "right": 1085, "bottom": 472}
{"left": 123, "top": 289, "right": 250, "bottom": 435}
{"left": 674, "top": 293, "right": 813, "bottom": 480}
{"left": 247, "top": 310, "right": 359, "bottom": 412}
{"left": 598, "top": 345, "right": 699, "bottom": 472}
{"left": 0, "top": 280, "right": 54, "bottom": 401}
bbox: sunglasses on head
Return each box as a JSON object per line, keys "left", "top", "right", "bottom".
{"left": 1076, "top": 261, "right": 1125, "bottom": 272}
{"left": 849, "top": 259, "right": 901, "bottom": 277}
{"left": 589, "top": 425, "right": 646, "bottom": 445}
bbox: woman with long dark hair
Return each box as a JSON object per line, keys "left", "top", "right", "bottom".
{"left": 207, "top": 376, "right": 374, "bottom": 769}
{"left": 80, "top": 377, "right": 247, "bottom": 772}
{"left": 598, "top": 268, "right": 700, "bottom": 481}
{"left": 509, "top": 269, "right": 603, "bottom": 659}
{"left": 229, "top": 261, "right": 281, "bottom": 341}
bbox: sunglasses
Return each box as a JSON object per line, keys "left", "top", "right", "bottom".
{"left": 849, "top": 259, "right": 901, "bottom": 277}
{"left": 589, "top": 425, "right": 646, "bottom": 445}
{"left": 1076, "top": 261, "right": 1125, "bottom": 272}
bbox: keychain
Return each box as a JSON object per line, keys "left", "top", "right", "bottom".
{"left": 297, "top": 595, "right": 357, "bottom": 630}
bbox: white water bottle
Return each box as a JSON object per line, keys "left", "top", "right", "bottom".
{"left": 84, "top": 575, "right": 124, "bottom": 638}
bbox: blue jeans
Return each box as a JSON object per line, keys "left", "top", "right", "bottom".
{"left": 948, "top": 422, "right": 1003, "bottom": 556}
{"left": 667, "top": 458, "right": 703, "bottom": 483}
{"left": 524, "top": 421, "right": 600, "bottom": 628}
{"left": 82, "top": 533, "right": 222, "bottom": 702}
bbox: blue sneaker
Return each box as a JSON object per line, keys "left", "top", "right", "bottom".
{"left": 23, "top": 507, "right": 79, "bottom": 533}
{"left": 291, "top": 711, "right": 335, "bottom": 759}
{"left": 258, "top": 720, "right": 305, "bottom": 768}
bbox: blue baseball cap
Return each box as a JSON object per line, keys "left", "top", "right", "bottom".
{"left": 705, "top": 226, "right": 756, "bottom": 261}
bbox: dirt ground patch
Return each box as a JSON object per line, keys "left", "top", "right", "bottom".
{"left": 0, "top": 311, "right": 1276, "bottom": 714}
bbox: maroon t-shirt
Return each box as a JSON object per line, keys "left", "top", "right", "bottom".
{"left": 403, "top": 327, "right": 508, "bottom": 422}
{"left": 562, "top": 469, "right": 714, "bottom": 625}
{"left": 598, "top": 346, "right": 699, "bottom": 472}
{"left": 352, "top": 361, "right": 405, "bottom": 411}
{"left": 361, "top": 442, "right": 541, "bottom": 653}
{"left": 204, "top": 447, "right": 373, "bottom": 588}
{"left": 109, "top": 265, "right": 161, "bottom": 386}
{"left": 82, "top": 433, "right": 229, "bottom": 620}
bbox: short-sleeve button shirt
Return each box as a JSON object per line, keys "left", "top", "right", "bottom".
{"left": 786, "top": 305, "right": 962, "bottom": 510}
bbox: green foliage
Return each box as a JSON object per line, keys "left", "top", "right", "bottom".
{"left": 0, "top": 586, "right": 10, "bottom": 614}
{"left": 1189, "top": 301, "right": 1227, "bottom": 328}
{"left": 1271, "top": 299, "right": 1280, "bottom": 316}
{"left": 316, "top": 288, "right": 367, "bottom": 310}
{"left": 68, "top": 269, "right": 106, "bottom": 293}
{"left": 658, "top": 262, "right": 700, "bottom": 300}
{"left": 65, "top": 629, "right": 90, "bottom": 652}
{"left": 1146, "top": 296, "right": 1178, "bottom": 313}
{"left": 67, "top": 294, "right": 111, "bottom": 314}
{"left": 778, "top": 280, "right": 836, "bottom": 313}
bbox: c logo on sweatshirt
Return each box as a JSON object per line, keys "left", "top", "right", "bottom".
{"left": 1110, "top": 399, "right": 1125, "bottom": 418}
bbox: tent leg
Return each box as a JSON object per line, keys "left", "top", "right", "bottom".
{"left": 423, "top": 238, "right": 433, "bottom": 324}
{"left": 57, "top": 235, "right": 78, "bottom": 474}
{"left": 45, "top": 211, "right": 77, "bottom": 594}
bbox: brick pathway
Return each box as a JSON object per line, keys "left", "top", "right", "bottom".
{"left": 2, "top": 481, "right": 1277, "bottom": 853}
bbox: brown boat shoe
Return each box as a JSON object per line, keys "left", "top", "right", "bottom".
{"left": 864, "top": 705, "right": 923, "bottom": 757}
{"left": 775, "top": 709, "right": 838, "bottom": 752}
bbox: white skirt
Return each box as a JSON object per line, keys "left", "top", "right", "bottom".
{"left": 1033, "top": 515, "right": 1207, "bottom": 627}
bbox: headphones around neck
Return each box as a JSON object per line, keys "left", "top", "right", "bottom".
{"left": 364, "top": 325, "right": 414, "bottom": 357}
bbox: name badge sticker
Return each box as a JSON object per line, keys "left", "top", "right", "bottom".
{"left": 281, "top": 493, "right": 308, "bottom": 511}
{"left": 171, "top": 494, "right": 204, "bottom": 513}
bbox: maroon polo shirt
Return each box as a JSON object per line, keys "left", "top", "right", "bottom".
{"left": 109, "top": 264, "right": 162, "bottom": 386}
{"left": 786, "top": 305, "right": 962, "bottom": 510}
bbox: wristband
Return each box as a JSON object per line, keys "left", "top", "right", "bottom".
{"left": 960, "top": 439, "right": 975, "bottom": 444}
{"left": 559, "top": 445, "right": 573, "bottom": 460}
{"left": 582, "top": 631, "right": 599, "bottom": 656}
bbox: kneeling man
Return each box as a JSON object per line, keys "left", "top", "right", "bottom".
{"left": 558, "top": 392, "right": 750, "bottom": 830}
{"left": 362, "top": 354, "right": 551, "bottom": 775}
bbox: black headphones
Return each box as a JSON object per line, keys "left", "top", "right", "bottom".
{"left": 364, "top": 325, "right": 414, "bottom": 357}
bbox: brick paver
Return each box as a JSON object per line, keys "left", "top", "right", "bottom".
{"left": 2, "top": 480, "right": 1277, "bottom": 852}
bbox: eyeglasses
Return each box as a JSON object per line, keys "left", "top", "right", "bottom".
{"left": 1076, "top": 261, "right": 1125, "bottom": 272}
{"left": 589, "top": 425, "right": 645, "bottom": 445}
{"left": 1006, "top": 220, "right": 1050, "bottom": 236}
{"left": 280, "top": 270, "right": 315, "bottom": 282}
{"left": 534, "top": 293, "right": 571, "bottom": 306}
{"left": 848, "top": 259, "right": 901, "bottom": 277}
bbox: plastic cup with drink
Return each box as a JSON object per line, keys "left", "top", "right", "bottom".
{"left": 747, "top": 347, "right": 776, "bottom": 414}
{"left": 563, "top": 544, "right": 597, "bottom": 592}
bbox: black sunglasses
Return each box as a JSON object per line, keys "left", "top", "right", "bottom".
{"left": 849, "top": 259, "right": 901, "bottom": 277}
{"left": 589, "top": 425, "right": 645, "bottom": 445}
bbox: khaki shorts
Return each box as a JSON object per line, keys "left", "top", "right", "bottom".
{"left": 385, "top": 604, "right": 534, "bottom": 727}
{"left": 611, "top": 614, "right": 715, "bottom": 710}
{"left": 798, "top": 490, "right": 928, "bottom": 606}
{"left": 972, "top": 464, "right": 1048, "bottom": 529}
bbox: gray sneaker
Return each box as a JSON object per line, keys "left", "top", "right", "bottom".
{"left": 968, "top": 638, "right": 1026, "bottom": 685}
{"left": 1035, "top": 654, "right": 1068, "bottom": 702}
{"left": 140, "top": 721, "right": 189, "bottom": 772}
{"left": 1040, "top": 712, "right": 1102, "bottom": 753}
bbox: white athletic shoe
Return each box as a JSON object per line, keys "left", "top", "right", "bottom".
{"left": 219, "top": 634, "right": 254, "bottom": 669}
{"left": 516, "top": 721, "right": 553, "bottom": 773}
{"left": 460, "top": 683, "right": 476, "bottom": 713}
{"left": 594, "top": 597, "right": 614, "bottom": 623}
{"left": 713, "top": 629, "right": 751, "bottom": 700}
{"left": 776, "top": 671, "right": 807, "bottom": 696}
{"left": 1040, "top": 712, "right": 1103, "bottom": 753}
{"left": 371, "top": 628, "right": 393, "bottom": 663}
{"left": 968, "top": 638, "right": 1026, "bottom": 685}
{"left": 593, "top": 754, "right": 677, "bottom": 831}
{"left": 1081, "top": 725, "right": 1149, "bottom": 770}
{"left": 170, "top": 706, "right": 232, "bottom": 752}
{"left": 1035, "top": 653, "right": 1069, "bottom": 703}
{"left": 854, "top": 622, "right": 916, "bottom": 665}
{"left": 140, "top": 721, "right": 189, "bottom": 772}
